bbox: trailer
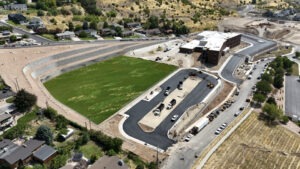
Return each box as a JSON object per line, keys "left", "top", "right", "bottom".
{"left": 190, "top": 117, "right": 209, "bottom": 135}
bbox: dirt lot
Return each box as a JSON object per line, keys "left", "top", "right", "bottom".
{"left": 219, "top": 17, "right": 300, "bottom": 45}
{"left": 203, "top": 112, "right": 300, "bottom": 169}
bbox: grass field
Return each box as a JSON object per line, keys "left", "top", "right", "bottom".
{"left": 80, "top": 141, "right": 103, "bottom": 159}
{"left": 44, "top": 56, "right": 177, "bottom": 124}
{"left": 203, "top": 112, "right": 300, "bottom": 169}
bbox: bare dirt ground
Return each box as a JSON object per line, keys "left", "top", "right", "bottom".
{"left": 202, "top": 112, "right": 300, "bottom": 169}
{"left": 201, "top": 81, "right": 234, "bottom": 115}
{"left": 219, "top": 17, "right": 300, "bottom": 45}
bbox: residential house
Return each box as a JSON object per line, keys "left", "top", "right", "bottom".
{"left": 33, "top": 145, "right": 57, "bottom": 163}
{"left": 56, "top": 31, "right": 75, "bottom": 40}
{"left": 145, "top": 28, "right": 161, "bottom": 36}
{"left": 125, "top": 22, "right": 141, "bottom": 29}
{"left": 0, "top": 139, "right": 57, "bottom": 169}
{"left": 8, "top": 14, "right": 27, "bottom": 24}
{"left": 100, "top": 28, "right": 116, "bottom": 36}
{"left": 89, "top": 156, "right": 129, "bottom": 169}
{"left": 75, "top": 29, "right": 97, "bottom": 37}
{"left": 0, "top": 113, "right": 13, "bottom": 130}
{"left": 121, "top": 30, "right": 134, "bottom": 37}
{"left": 4, "top": 4, "right": 27, "bottom": 11}
{"left": 112, "top": 23, "right": 124, "bottom": 30}
{"left": 27, "top": 17, "right": 44, "bottom": 30}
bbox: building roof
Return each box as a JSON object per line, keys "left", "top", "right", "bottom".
{"left": 0, "top": 139, "right": 44, "bottom": 165}
{"left": 0, "top": 113, "right": 12, "bottom": 122}
{"left": 89, "top": 156, "right": 129, "bottom": 169}
{"left": 56, "top": 31, "right": 75, "bottom": 37}
{"left": 196, "top": 31, "right": 240, "bottom": 51}
{"left": 180, "top": 40, "right": 200, "bottom": 50}
{"left": 33, "top": 145, "right": 57, "bottom": 161}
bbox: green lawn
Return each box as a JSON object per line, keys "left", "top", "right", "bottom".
{"left": 41, "top": 34, "right": 58, "bottom": 41}
{"left": 79, "top": 141, "right": 103, "bottom": 159}
{"left": 44, "top": 56, "right": 177, "bottom": 124}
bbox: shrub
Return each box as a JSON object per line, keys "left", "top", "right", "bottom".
{"left": 37, "top": 10, "right": 45, "bottom": 16}
{"left": 106, "top": 149, "right": 116, "bottom": 156}
{"left": 281, "top": 115, "right": 289, "bottom": 124}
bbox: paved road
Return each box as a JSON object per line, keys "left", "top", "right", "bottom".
{"left": 285, "top": 76, "right": 300, "bottom": 119}
{"left": 0, "top": 21, "right": 52, "bottom": 44}
{"left": 220, "top": 34, "right": 277, "bottom": 83}
{"left": 162, "top": 59, "right": 272, "bottom": 169}
{"left": 123, "top": 69, "right": 218, "bottom": 150}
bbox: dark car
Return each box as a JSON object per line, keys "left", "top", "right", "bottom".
{"left": 164, "top": 86, "right": 171, "bottom": 96}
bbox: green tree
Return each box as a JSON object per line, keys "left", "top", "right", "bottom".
{"left": 273, "top": 75, "right": 283, "bottom": 89}
{"left": 136, "top": 164, "right": 144, "bottom": 169}
{"left": 37, "top": 10, "right": 45, "bottom": 16}
{"left": 35, "top": 125, "right": 53, "bottom": 145}
{"left": 266, "top": 97, "right": 277, "bottom": 105}
{"left": 48, "top": 155, "right": 68, "bottom": 169}
{"left": 43, "top": 107, "right": 57, "bottom": 120}
{"left": 253, "top": 93, "right": 266, "bottom": 104}
{"left": 281, "top": 115, "right": 289, "bottom": 124}
{"left": 256, "top": 80, "right": 272, "bottom": 94}
{"left": 22, "top": 34, "right": 29, "bottom": 39}
{"left": 261, "top": 73, "right": 273, "bottom": 83}
{"left": 13, "top": 89, "right": 37, "bottom": 113}
{"left": 9, "top": 35, "right": 17, "bottom": 42}
{"left": 262, "top": 103, "right": 283, "bottom": 123}
{"left": 68, "top": 22, "right": 74, "bottom": 31}
{"left": 103, "top": 21, "right": 109, "bottom": 28}
{"left": 82, "top": 21, "right": 89, "bottom": 30}
{"left": 90, "top": 154, "right": 98, "bottom": 164}
{"left": 89, "top": 21, "right": 98, "bottom": 30}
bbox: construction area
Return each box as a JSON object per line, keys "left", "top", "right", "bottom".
{"left": 219, "top": 17, "right": 300, "bottom": 45}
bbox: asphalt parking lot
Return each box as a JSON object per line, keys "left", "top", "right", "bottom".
{"left": 122, "top": 69, "right": 218, "bottom": 150}
{"left": 285, "top": 76, "right": 300, "bottom": 119}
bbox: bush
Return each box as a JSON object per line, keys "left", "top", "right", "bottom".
{"left": 266, "top": 97, "right": 277, "bottom": 105}
{"left": 37, "top": 10, "right": 45, "bottom": 16}
{"left": 90, "top": 154, "right": 98, "bottom": 164}
{"left": 136, "top": 164, "right": 144, "bottom": 169}
{"left": 106, "top": 149, "right": 116, "bottom": 156}
{"left": 43, "top": 107, "right": 57, "bottom": 120}
{"left": 89, "top": 130, "right": 123, "bottom": 153}
{"left": 281, "top": 115, "right": 289, "bottom": 124}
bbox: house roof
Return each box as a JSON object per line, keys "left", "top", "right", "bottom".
{"left": 0, "top": 113, "right": 12, "bottom": 122}
{"left": 33, "top": 145, "right": 57, "bottom": 161}
{"left": 89, "top": 156, "right": 129, "bottom": 169}
{"left": 8, "top": 13, "right": 26, "bottom": 21}
{"left": 56, "top": 31, "right": 75, "bottom": 37}
{"left": 0, "top": 139, "right": 44, "bottom": 165}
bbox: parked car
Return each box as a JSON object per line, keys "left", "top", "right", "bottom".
{"left": 220, "top": 123, "right": 227, "bottom": 129}
{"left": 177, "top": 81, "right": 183, "bottom": 90}
{"left": 167, "top": 99, "right": 177, "bottom": 110}
{"left": 215, "top": 128, "right": 222, "bottom": 135}
{"left": 164, "top": 86, "right": 171, "bottom": 96}
{"left": 234, "top": 111, "right": 241, "bottom": 117}
{"left": 239, "top": 107, "right": 244, "bottom": 111}
{"left": 171, "top": 114, "right": 179, "bottom": 121}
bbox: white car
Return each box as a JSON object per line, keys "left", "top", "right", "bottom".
{"left": 220, "top": 123, "right": 228, "bottom": 129}
{"left": 215, "top": 128, "right": 222, "bottom": 135}
{"left": 171, "top": 114, "right": 179, "bottom": 121}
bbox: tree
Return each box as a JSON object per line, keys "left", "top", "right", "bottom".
{"left": 22, "top": 34, "right": 29, "bottom": 39}
{"left": 17, "top": 0, "right": 27, "bottom": 3}
{"left": 89, "top": 21, "right": 98, "bottom": 30}
{"left": 256, "top": 80, "right": 272, "bottom": 94}
{"left": 253, "top": 93, "right": 266, "bottom": 104}
{"left": 136, "top": 164, "right": 144, "bottom": 169}
{"left": 262, "top": 103, "right": 283, "bottom": 123}
{"left": 35, "top": 125, "right": 53, "bottom": 145}
{"left": 43, "top": 107, "right": 57, "bottom": 120}
{"left": 13, "top": 89, "right": 37, "bottom": 113}
{"left": 261, "top": 73, "right": 273, "bottom": 83}
{"left": 9, "top": 35, "right": 17, "bottom": 42}
{"left": 82, "top": 21, "right": 89, "bottom": 30}
{"left": 281, "top": 115, "right": 289, "bottom": 124}
{"left": 273, "top": 75, "right": 284, "bottom": 89}
{"left": 252, "top": 0, "right": 256, "bottom": 4}
{"left": 266, "top": 97, "right": 277, "bottom": 105}
{"left": 90, "top": 154, "right": 98, "bottom": 164}
{"left": 68, "top": 22, "right": 74, "bottom": 31}
{"left": 103, "top": 21, "right": 109, "bottom": 28}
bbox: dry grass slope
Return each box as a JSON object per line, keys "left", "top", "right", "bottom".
{"left": 203, "top": 112, "right": 300, "bottom": 169}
